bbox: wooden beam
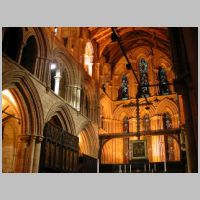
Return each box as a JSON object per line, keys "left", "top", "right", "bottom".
{"left": 99, "top": 128, "right": 181, "bottom": 140}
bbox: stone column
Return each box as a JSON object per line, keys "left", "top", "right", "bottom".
{"left": 46, "top": 60, "right": 52, "bottom": 92}
{"left": 27, "top": 135, "right": 37, "bottom": 173}
{"left": 153, "top": 69, "right": 159, "bottom": 96}
{"left": 169, "top": 28, "right": 198, "bottom": 172}
{"left": 54, "top": 69, "right": 62, "bottom": 95}
{"left": 32, "top": 136, "right": 44, "bottom": 173}
{"left": 88, "top": 62, "right": 93, "bottom": 77}
{"left": 15, "top": 135, "right": 30, "bottom": 172}
{"left": 182, "top": 91, "right": 198, "bottom": 172}
{"left": 95, "top": 62, "right": 100, "bottom": 82}
{"left": 17, "top": 42, "right": 25, "bottom": 64}
{"left": 76, "top": 87, "right": 81, "bottom": 112}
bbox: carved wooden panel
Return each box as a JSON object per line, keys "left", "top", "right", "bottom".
{"left": 39, "top": 122, "right": 79, "bottom": 173}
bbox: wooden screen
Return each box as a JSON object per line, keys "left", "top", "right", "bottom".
{"left": 39, "top": 122, "right": 79, "bottom": 173}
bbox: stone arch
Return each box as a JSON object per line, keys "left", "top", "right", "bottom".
{"left": 81, "top": 77, "right": 96, "bottom": 119}
{"left": 48, "top": 47, "right": 81, "bottom": 108}
{"left": 2, "top": 89, "right": 23, "bottom": 172}
{"left": 33, "top": 28, "right": 50, "bottom": 57}
{"left": 16, "top": 28, "right": 50, "bottom": 82}
{"left": 78, "top": 122, "right": 99, "bottom": 158}
{"left": 2, "top": 69, "right": 44, "bottom": 172}
{"left": 2, "top": 27, "right": 23, "bottom": 62}
{"left": 128, "top": 46, "right": 152, "bottom": 61}
{"left": 157, "top": 98, "right": 179, "bottom": 116}
{"left": 157, "top": 57, "right": 172, "bottom": 71}
{"left": 135, "top": 47, "right": 152, "bottom": 62}
{"left": 45, "top": 102, "right": 76, "bottom": 135}
{"left": 23, "top": 28, "right": 50, "bottom": 59}
{"left": 156, "top": 98, "right": 179, "bottom": 128}
{"left": 139, "top": 101, "right": 156, "bottom": 118}
{"left": 113, "top": 104, "right": 136, "bottom": 121}
{"left": 2, "top": 69, "right": 44, "bottom": 136}
{"left": 20, "top": 35, "right": 38, "bottom": 74}
{"left": 101, "top": 138, "right": 123, "bottom": 164}
{"left": 53, "top": 47, "right": 81, "bottom": 85}
{"left": 113, "top": 105, "right": 137, "bottom": 133}
{"left": 52, "top": 48, "right": 81, "bottom": 109}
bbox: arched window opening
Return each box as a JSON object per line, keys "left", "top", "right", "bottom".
{"left": 158, "top": 67, "right": 170, "bottom": 95}
{"left": 123, "top": 117, "right": 129, "bottom": 133}
{"left": 143, "top": 114, "right": 150, "bottom": 131}
{"left": 118, "top": 75, "right": 129, "bottom": 100}
{"left": 84, "top": 42, "right": 94, "bottom": 76}
{"left": 139, "top": 58, "right": 149, "bottom": 97}
{"left": 2, "top": 27, "right": 23, "bottom": 62}
{"left": 163, "top": 113, "right": 172, "bottom": 129}
{"left": 20, "top": 36, "right": 38, "bottom": 74}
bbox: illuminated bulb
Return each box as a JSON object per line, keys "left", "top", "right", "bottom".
{"left": 50, "top": 62, "right": 56, "bottom": 70}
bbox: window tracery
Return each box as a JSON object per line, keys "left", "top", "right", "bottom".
{"left": 158, "top": 67, "right": 170, "bottom": 95}
{"left": 139, "top": 58, "right": 149, "bottom": 97}
{"left": 118, "top": 75, "right": 129, "bottom": 100}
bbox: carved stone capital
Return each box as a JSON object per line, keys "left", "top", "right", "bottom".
{"left": 18, "top": 134, "right": 31, "bottom": 142}
{"left": 36, "top": 135, "right": 44, "bottom": 143}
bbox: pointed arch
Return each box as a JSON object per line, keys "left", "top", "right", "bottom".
{"left": 157, "top": 98, "right": 179, "bottom": 115}
{"left": 20, "top": 35, "right": 38, "bottom": 74}
{"left": 2, "top": 69, "right": 44, "bottom": 136}
{"left": 113, "top": 104, "right": 136, "bottom": 121}
{"left": 2, "top": 27, "right": 23, "bottom": 62}
{"left": 45, "top": 102, "right": 76, "bottom": 135}
{"left": 78, "top": 122, "right": 99, "bottom": 158}
{"left": 53, "top": 47, "right": 81, "bottom": 86}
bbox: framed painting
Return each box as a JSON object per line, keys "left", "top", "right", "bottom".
{"left": 129, "top": 140, "right": 147, "bottom": 160}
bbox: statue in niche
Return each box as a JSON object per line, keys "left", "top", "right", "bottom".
{"left": 123, "top": 117, "right": 129, "bottom": 133}
{"left": 158, "top": 66, "right": 170, "bottom": 95}
{"left": 163, "top": 113, "right": 172, "bottom": 129}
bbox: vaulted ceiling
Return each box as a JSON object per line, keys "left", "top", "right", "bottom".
{"left": 87, "top": 27, "right": 171, "bottom": 64}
